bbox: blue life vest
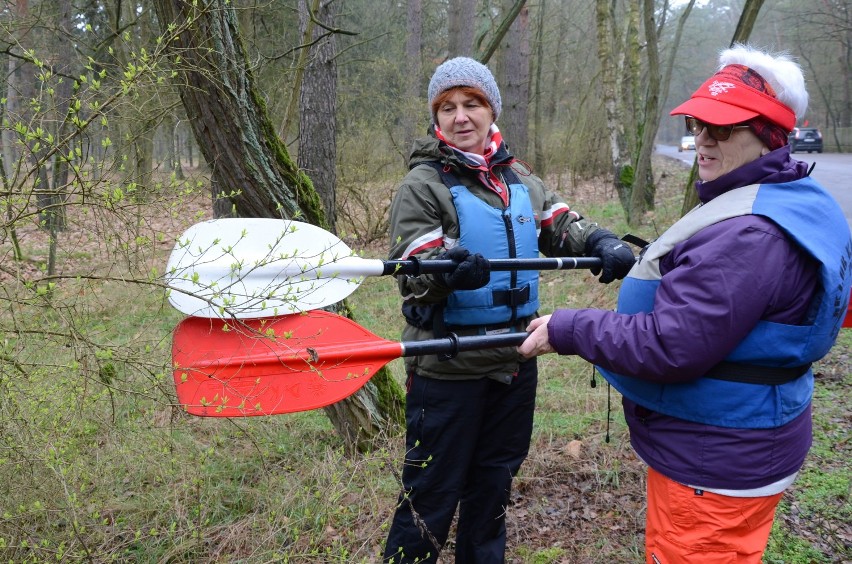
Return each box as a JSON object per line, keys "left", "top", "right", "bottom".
{"left": 598, "top": 179, "right": 852, "bottom": 429}
{"left": 430, "top": 165, "right": 540, "bottom": 326}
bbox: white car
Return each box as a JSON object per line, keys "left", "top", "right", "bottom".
{"left": 679, "top": 135, "right": 696, "bottom": 152}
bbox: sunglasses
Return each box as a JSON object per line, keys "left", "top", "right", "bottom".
{"left": 685, "top": 116, "right": 751, "bottom": 141}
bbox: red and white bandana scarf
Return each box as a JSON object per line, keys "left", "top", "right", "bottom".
{"left": 433, "top": 124, "right": 511, "bottom": 206}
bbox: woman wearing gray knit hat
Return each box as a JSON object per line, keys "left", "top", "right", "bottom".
{"left": 383, "top": 56, "right": 635, "bottom": 563}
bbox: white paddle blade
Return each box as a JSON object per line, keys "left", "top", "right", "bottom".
{"left": 165, "top": 218, "right": 378, "bottom": 318}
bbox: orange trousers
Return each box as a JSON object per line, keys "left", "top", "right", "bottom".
{"left": 645, "top": 467, "right": 784, "bottom": 564}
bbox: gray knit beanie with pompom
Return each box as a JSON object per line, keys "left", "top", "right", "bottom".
{"left": 427, "top": 57, "right": 502, "bottom": 124}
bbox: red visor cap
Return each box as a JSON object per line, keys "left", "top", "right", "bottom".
{"left": 670, "top": 65, "right": 796, "bottom": 132}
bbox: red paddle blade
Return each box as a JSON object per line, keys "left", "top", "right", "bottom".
{"left": 172, "top": 311, "right": 403, "bottom": 417}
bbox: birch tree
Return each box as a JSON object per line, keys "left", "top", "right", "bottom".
{"left": 595, "top": 0, "right": 632, "bottom": 212}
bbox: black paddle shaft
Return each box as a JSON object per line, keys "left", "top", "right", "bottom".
{"left": 401, "top": 332, "right": 528, "bottom": 359}
{"left": 381, "top": 256, "right": 602, "bottom": 276}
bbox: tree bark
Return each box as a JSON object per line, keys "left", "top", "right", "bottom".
{"left": 8, "top": 0, "right": 68, "bottom": 274}
{"left": 0, "top": 47, "right": 23, "bottom": 261}
{"left": 279, "top": 0, "right": 316, "bottom": 143}
{"left": 531, "top": 0, "right": 546, "bottom": 173}
{"left": 624, "top": 0, "right": 640, "bottom": 131}
{"left": 448, "top": 0, "right": 475, "bottom": 57}
{"left": 595, "top": 0, "right": 631, "bottom": 212}
{"left": 152, "top": 0, "right": 404, "bottom": 451}
{"left": 298, "top": 0, "right": 338, "bottom": 229}
{"left": 626, "top": 0, "right": 662, "bottom": 224}
{"left": 45, "top": 0, "right": 74, "bottom": 234}
{"left": 402, "top": 0, "right": 422, "bottom": 157}
{"left": 497, "top": 2, "right": 530, "bottom": 157}
{"left": 152, "top": 0, "right": 324, "bottom": 222}
{"left": 164, "top": 112, "right": 186, "bottom": 180}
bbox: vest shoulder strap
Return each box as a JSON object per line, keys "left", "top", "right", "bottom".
{"left": 417, "top": 161, "right": 458, "bottom": 188}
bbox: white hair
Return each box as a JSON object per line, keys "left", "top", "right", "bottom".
{"left": 718, "top": 43, "right": 808, "bottom": 119}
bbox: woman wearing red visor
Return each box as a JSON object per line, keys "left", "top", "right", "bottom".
{"left": 520, "top": 44, "right": 851, "bottom": 563}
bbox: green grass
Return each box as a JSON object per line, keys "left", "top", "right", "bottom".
{"left": 763, "top": 331, "right": 851, "bottom": 563}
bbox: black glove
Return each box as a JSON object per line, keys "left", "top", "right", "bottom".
{"left": 585, "top": 229, "right": 635, "bottom": 283}
{"left": 435, "top": 246, "right": 490, "bottom": 290}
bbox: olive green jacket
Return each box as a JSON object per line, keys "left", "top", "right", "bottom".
{"left": 388, "top": 134, "right": 603, "bottom": 382}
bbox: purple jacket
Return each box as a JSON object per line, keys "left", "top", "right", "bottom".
{"left": 547, "top": 147, "right": 820, "bottom": 490}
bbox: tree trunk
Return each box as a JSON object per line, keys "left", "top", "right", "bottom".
{"left": 185, "top": 128, "right": 194, "bottom": 168}
{"left": 627, "top": 0, "right": 662, "bottom": 225}
{"left": 497, "top": 2, "right": 530, "bottom": 157}
{"left": 531, "top": 0, "right": 546, "bottom": 173}
{"left": 0, "top": 49, "right": 22, "bottom": 262}
{"left": 45, "top": 0, "right": 74, "bottom": 234}
{"left": 843, "top": 11, "right": 852, "bottom": 129}
{"left": 402, "top": 0, "right": 422, "bottom": 158}
{"left": 659, "top": 1, "right": 696, "bottom": 137}
{"left": 731, "top": 0, "right": 766, "bottom": 48}
{"left": 131, "top": 119, "right": 156, "bottom": 200}
{"left": 152, "top": 0, "right": 404, "bottom": 452}
{"left": 448, "top": 0, "right": 475, "bottom": 57}
{"left": 9, "top": 0, "right": 67, "bottom": 275}
{"left": 279, "top": 0, "right": 316, "bottom": 143}
{"left": 165, "top": 112, "right": 186, "bottom": 180}
{"left": 681, "top": 0, "right": 764, "bottom": 216}
{"left": 298, "top": 0, "right": 338, "bottom": 230}
{"left": 152, "top": 0, "right": 324, "bottom": 222}
{"left": 623, "top": 0, "right": 640, "bottom": 132}
{"left": 10, "top": 0, "right": 64, "bottom": 237}
{"left": 595, "top": 0, "right": 631, "bottom": 211}
{"left": 544, "top": 5, "right": 565, "bottom": 129}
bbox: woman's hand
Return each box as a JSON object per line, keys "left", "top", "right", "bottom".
{"left": 519, "top": 314, "right": 555, "bottom": 358}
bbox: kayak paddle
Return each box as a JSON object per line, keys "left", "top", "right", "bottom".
{"left": 165, "top": 218, "right": 601, "bottom": 318}
{"left": 172, "top": 310, "right": 528, "bottom": 417}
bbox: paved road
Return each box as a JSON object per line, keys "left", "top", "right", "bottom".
{"left": 656, "top": 145, "right": 852, "bottom": 228}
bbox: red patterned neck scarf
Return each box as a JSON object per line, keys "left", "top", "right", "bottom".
{"left": 434, "top": 124, "right": 511, "bottom": 206}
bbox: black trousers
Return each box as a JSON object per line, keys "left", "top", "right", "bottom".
{"left": 383, "top": 359, "right": 538, "bottom": 563}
